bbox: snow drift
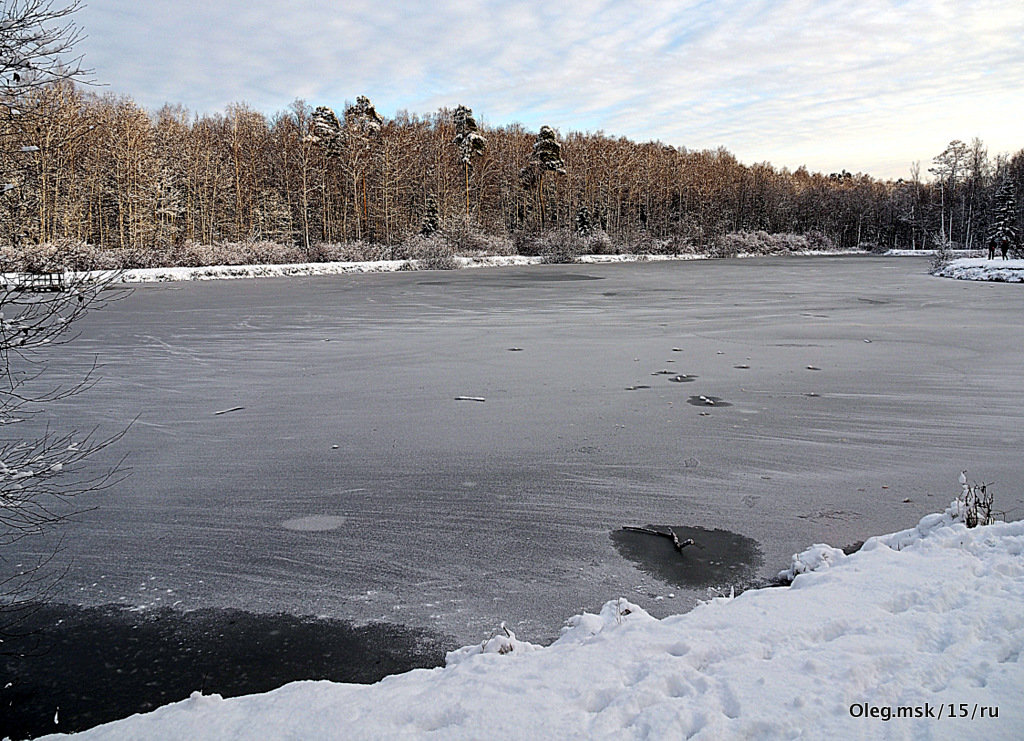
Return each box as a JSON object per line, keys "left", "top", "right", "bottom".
{"left": 933, "top": 258, "right": 1024, "bottom": 283}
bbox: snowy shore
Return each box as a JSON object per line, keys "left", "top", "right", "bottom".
{"left": 932, "top": 258, "right": 1024, "bottom": 283}
{"left": 1, "top": 250, "right": 879, "bottom": 286}
{"left": 48, "top": 501, "right": 1024, "bottom": 739}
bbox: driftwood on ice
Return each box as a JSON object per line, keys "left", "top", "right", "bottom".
{"left": 623, "top": 526, "right": 695, "bottom": 553}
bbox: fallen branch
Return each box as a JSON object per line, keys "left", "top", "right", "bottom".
{"left": 623, "top": 526, "right": 695, "bottom": 553}
{"left": 213, "top": 406, "right": 245, "bottom": 416}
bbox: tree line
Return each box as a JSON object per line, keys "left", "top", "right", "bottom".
{"left": 2, "top": 83, "right": 1021, "bottom": 263}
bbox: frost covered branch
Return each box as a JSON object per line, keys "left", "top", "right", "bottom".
{"left": 0, "top": 265, "right": 127, "bottom": 644}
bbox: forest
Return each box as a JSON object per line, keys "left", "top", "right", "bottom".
{"left": 2, "top": 83, "right": 1022, "bottom": 269}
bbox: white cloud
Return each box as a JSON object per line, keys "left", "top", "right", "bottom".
{"left": 81, "top": 0, "right": 1024, "bottom": 178}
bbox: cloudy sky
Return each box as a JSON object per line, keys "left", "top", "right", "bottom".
{"left": 79, "top": 0, "right": 1023, "bottom": 179}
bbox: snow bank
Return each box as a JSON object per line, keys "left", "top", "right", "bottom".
{"left": 48, "top": 504, "right": 1024, "bottom": 740}
{"left": 886, "top": 249, "right": 984, "bottom": 257}
{"left": 2, "top": 250, "right": 868, "bottom": 287}
{"left": 933, "top": 258, "right": 1024, "bottom": 283}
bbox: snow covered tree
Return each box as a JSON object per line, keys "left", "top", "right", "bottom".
{"left": 520, "top": 126, "right": 565, "bottom": 230}
{"left": 989, "top": 179, "right": 1018, "bottom": 258}
{"left": 0, "top": 0, "right": 92, "bottom": 250}
{"left": 420, "top": 194, "right": 439, "bottom": 236}
{"left": 575, "top": 205, "right": 591, "bottom": 236}
{"left": 452, "top": 105, "right": 485, "bottom": 219}
{"left": 309, "top": 106, "right": 342, "bottom": 154}
{"left": 929, "top": 140, "right": 968, "bottom": 245}
{"left": 343, "top": 96, "right": 383, "bottom": 239}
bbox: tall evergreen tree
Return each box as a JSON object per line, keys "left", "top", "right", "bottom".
{"left": 453, "top": 105, "right": 486, "bottom": 219}
{"left": 343, "top": 96, "right": 384, "bottom": 237}
{"left": 989, "top": 179, "right": 1018, "bottom": 257}
{"left": 309, "top": 106, "right": 342, "bottom": 154}
{"left": 520, "top": 126, "right": 565, "bottom": 229}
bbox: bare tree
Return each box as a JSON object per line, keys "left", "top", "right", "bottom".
{"left": 0, "top": 0, "right": 126, "bottom": 648}
{"left": 1, "top": 0, "right": 92, "bottom": 247}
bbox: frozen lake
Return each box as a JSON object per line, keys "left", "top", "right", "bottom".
{"left": 28, "top": 255, "right": 1024, "bottom": 645}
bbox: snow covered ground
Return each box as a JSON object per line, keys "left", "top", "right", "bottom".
{"left": 886, "top": 249, "right": 984, "bottom": 257}
{"left": 49, "top": 501, "right": 1024, "bottom": 740}
{"left": 933, "top": 258, "right": 1024, "bottom": 283}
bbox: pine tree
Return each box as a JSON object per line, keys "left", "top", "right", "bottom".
{"left": 421, "top": 194, "right": 439, "bottom": 236}
{"left": 452, "top": 105, "right": 486, "bottom": 219}
{"left": 575, "top": 205, "right": 591, "bottom": 236}
{"left": 520, "top": 126, "right": 565, "bottom": 229}
{"left": 343, "top": 96, "right": 384, "bottom": 238}
{"left": 989, "top": 179, "right": 1018, "bottom": 257}
{"left": 309, "top": 106, "right": 342, "bottom": 155}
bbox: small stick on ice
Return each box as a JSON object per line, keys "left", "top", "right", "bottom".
{"left": 213, "top": 406, "right": 245, "bottom": 415}
{"left": 454, "top": 396, "right": 486, "bottom": 402}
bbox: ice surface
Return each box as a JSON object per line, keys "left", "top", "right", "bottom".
{"left": 11, "top": 256, "right": 1024, "bottom": 651}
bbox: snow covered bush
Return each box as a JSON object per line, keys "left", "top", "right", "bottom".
{"left": 444, "top": 622, "right": 540, "bottom": 666}
{"left": 777, "top": 543, "right": 848, "bottom": 583}
{"left": 395, "top": 234, "right": 459, "bottom": 270}
{"left": 805, "top": 230, "right": 838, "bottom": 251}
{"left": 661, "top": 234, "right": 699, "bottom": 256}
{"left": 583, "top": 228, "right": 615, "bottom": 255}
{"left": 930, "top": 238, "right": 955, "bottom": 271}
{"left": 512, "top": 230, "right": 543, "bottom": 256}
{"left": 956, "top": 476, "right": 996, "bottom": 528}
{"left": 312, "top": 240, "right": 391, "bottom": 263}
{"left": 0, "top": 239, "right": 119, "bottom": 272}
{"left": 443, "top": 219, "right": 514, "bottom": 256}
{"left": 537, "top": 229, "right": 583, "bottom": 263}
{"left": 627, "top": 230, "right": 662, "bottom": 255}
{"left": 711, "top": 231, "right": 840, "bottom": 257}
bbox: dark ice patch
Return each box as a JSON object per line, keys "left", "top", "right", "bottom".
{"left": 0, "top": 603, "right": 448, "bottom": 739}
{"left": 611, "top": 526, "right": 762, "bottom": 588}
{"left": 519, "top": 273, "right": 602, "bottom": 282}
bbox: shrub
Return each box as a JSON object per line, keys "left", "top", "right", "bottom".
{"left": 956, "top": 473, "right": 997, "bottom": 528}
{"left": 711, "top": 233, "right": 739, "bottom": 258}
{"left": 311, "top": 240, "right": 390, "bottom": 263}
{"left": 711, "top": 230, "right": 847, "bottom": 257}
{"left": 395, "top": 234, "right": 459, "bottom": 270}
{"left": 584, "top": 229, "right": 615, "bottom": 255}
{"left": 929, "top": 236, "right": 954, "bottom": 272}
{"left": 805, "top": 230, "right": 838, "bottom": 251}
{"left": 443, "top": 218, "right": 513, "bottom": 256}
{"left": 512, "top": 230, "right": 542, "bottom": 256}
{"left": 628, "top": 231, "right": 662, "bottom": 255}
{"left": 537, "top": 229, "right": 583, "bottom": 264}
{"left": 0, "top": 240, "right": 126, "bottom": 272}
{"left": 662, "top": 234, "right": 698, "bottom": 256}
